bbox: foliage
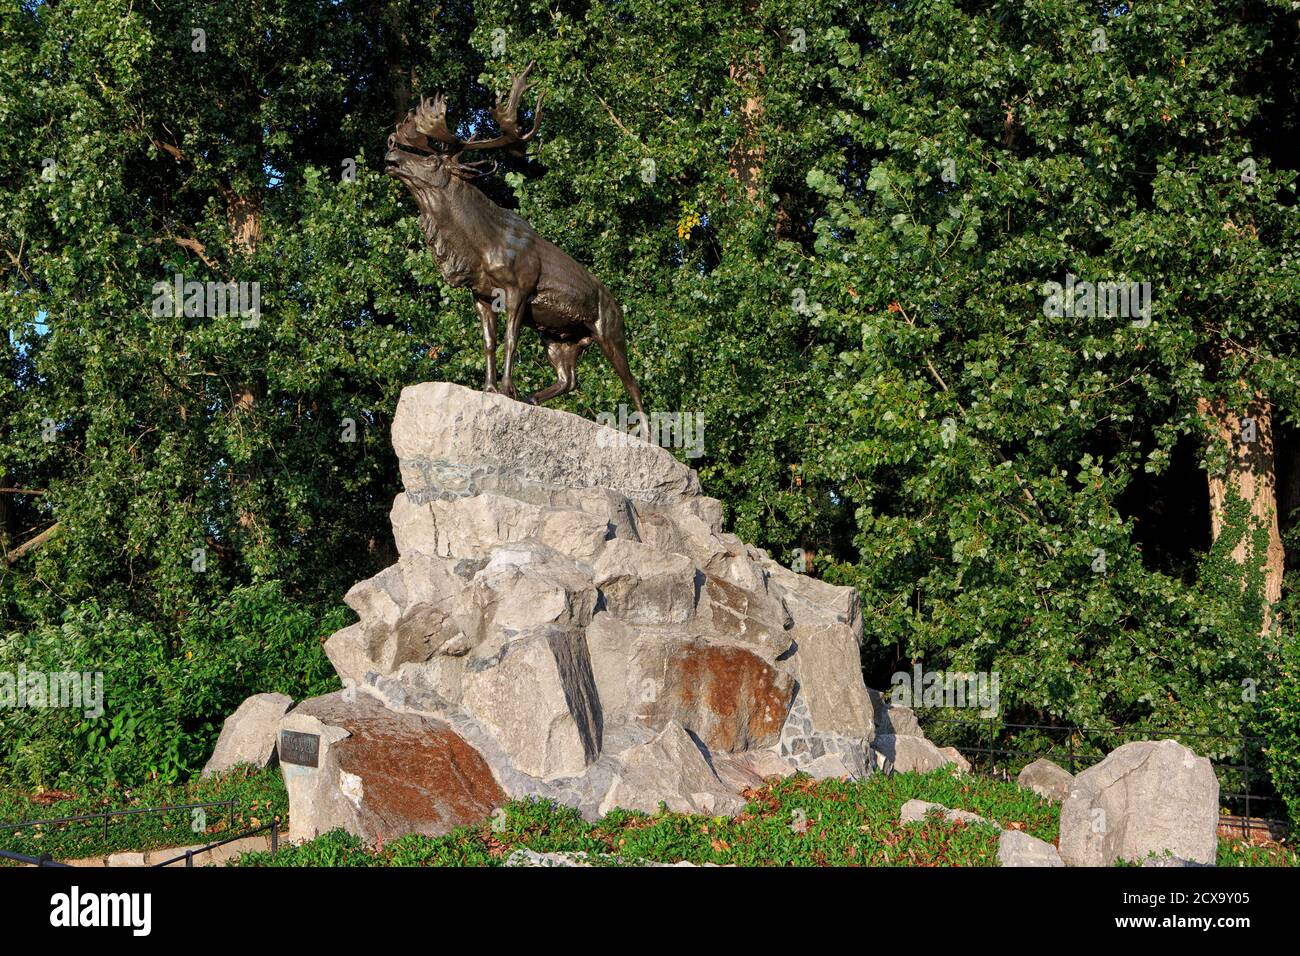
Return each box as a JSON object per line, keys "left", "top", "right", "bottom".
{"left": 1216, "top": 837, "right": 1299, "bottom": 868}
{"left": 1260, "top": 633, "right": 1300, "bottom": 832}
{"left": 235, "top": 769, "right": 1051, "bottom": 867}
{"left": 1, "top": 0, "right": 1298, "bottom": 787}
{"left": 793, "top": 0, "right": 1299, "bottom": 738}
{"left": 0, "top": 584, "right": 342, "bottom": 788}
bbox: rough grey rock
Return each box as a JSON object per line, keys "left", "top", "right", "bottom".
{"left": 593, "top": 539, "right": 696, "bottom": 626}
{"left": 779, "top": 692, "right": 872, "bottom": 778}
{"left": 1058, "top": 740, "right": 1219, "bottom": 867}
{"left": 998, "top": 830, "right": 1064, "bottom": 867}
{"left": 864, "top": 685, "right": 973, "bottom": 778}
{"left": 867, "top": 687, "right": 924, "bottom": 738}
{"left": 874, "top": 734, "right": 957, "bottom": 774}
{"left": 391, "top": 381, "right": 702, "bottom": 504}
{"left": 899, "top": 799, "right": 996, "bottom": 828}
{"left": 506, "top": 849, "right": 590, "bottom": 867}
{"left": 712, "top": 750, "right": 798, "bottom": 791}
{"left": 201, "top": 693, "right": 294, "bottom": 778}
{"left": 937, "top": 746, "right": 972, "bottom": 773}
{"left": 244, "top": 382, "right": 878, "bottom": 842}
{"left": 460, "top": 625, "right": 600, "bottom": 779}
{"left": 1018, "top": 758, "right": 1074, "bottom": 803}
{"left": 599, "top": 722, "right": 747, "bottom": 817}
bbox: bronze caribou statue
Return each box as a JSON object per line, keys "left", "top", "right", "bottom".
{"left": 385, "top": 64, "right": 647, "bottom": 424}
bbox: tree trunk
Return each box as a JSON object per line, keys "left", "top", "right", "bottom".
{"left": 223, "top": 189, "right": 263, "bottom": 416}
{"left": 220, "top": 181, "right": 264, "bottom": 547}
{"left": 220, "top": 186, "right": 262, "bottom": 258}
{"left": 1198, "top": 394, "right": 1285, "bottom": 633}
{"left": 727, "top": 57, "right": 765, "bottom": 206}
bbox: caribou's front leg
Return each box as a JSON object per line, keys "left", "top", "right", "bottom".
{"left": 473, "top": 298, "right": 499, "bottom": 392}
{"left": 498, "top": 293, "right": 526, "bottom": 401}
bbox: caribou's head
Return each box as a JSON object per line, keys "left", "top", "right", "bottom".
{"left": 385, "top": 62, "right": 544, "bottom": 193}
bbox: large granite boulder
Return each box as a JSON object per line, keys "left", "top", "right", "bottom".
{"left": 874, "top": 734, "right": 956, "bottom": 774}
{"left": 598, "top": 722, "right": 747, "bottom": 817}
{"left": 201, "top": 693, "right": 294, "bottom": 778}
{"left": 937, "top": 746, "right": 972, "bottom": 773}
{"left": 250, "top": 383, "right": 876, "bottom": 842}
{"left": 1058, "top": 740, "right": 1219, "bottom": 867}
{"left": 867, "top": 687, "right": 924, "bottom": 737}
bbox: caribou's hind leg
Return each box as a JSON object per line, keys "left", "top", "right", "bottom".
{"left": 592, "top": 289, "right": 647, "bottom": 437}
{"left": 529, "top": 335, "right": 587, "bottom": 405}
{"left": 595, "top": 329, "right": 647, "bottom": 439}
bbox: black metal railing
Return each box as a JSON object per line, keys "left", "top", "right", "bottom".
{"left": 0, "top": 799, "right": 282, "bottom": 866}
{"left": 0, "top": 849, "right": 72, "bottom": 867}
{"left": 0, "top": 799, "right": 239, "bottom": 845}
{"left": 151, "top": 819, "right": 280, "bottom": 867}
{"left": 919, "top": 716, "right": 1285, "bottom": 840}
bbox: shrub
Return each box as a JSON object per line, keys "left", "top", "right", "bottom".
{"left": 1261, "top": 633, "right": 1300, "bottom": 834}
{"left": 0, "top": 582, "right": 343, "bottom": 789}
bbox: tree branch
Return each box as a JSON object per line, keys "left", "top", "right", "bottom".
{"left": 5, "top": 522, "right": 59, "bottom": 564}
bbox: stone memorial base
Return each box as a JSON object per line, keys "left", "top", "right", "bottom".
{"left": 266, "top": 383, "right": 876, "bottom": 843}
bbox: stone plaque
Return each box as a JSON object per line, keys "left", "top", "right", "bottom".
{"left": 280, "top": 730, "right": 320, "bottom": 768}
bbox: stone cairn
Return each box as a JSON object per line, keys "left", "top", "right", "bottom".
{"left": 269, "top": 382, "right": 876, "bottom": 842}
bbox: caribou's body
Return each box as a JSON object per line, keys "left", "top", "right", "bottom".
{"left": 385, "top": 65, "right": 646, "bottom": 418}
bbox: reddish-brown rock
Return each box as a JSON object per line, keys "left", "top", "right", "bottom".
{"left": 643, "top": 641, "right": 794, "bottom": 752}
{"left": 283, "top": 692, "right": 504, "bottom": 843}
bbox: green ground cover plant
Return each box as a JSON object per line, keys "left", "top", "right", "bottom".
{"left": 5, "top": 766, "right": 1291, "bottom": 867}
{"left": 228, "top": 769, "right": 1295, "bottom": 868}
{"left": 0, "top": 765, "right": 286, "bottom": 863}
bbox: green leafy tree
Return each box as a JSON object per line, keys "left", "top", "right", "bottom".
{"left": 797, "top": 1, "right": 1300, "bottom": 747}
{"left": 2, "top": 0, "right": 1298, "bottom": 803}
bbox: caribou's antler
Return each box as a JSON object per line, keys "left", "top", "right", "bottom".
{"left": 390, "top": 93, "right": 463, "bottom": 153}
{"left": 413, "top": 93, "right": 462, "bottom": 147}
{"left": 461, "top": 61, "right": 545, "bottom": 154}
{"left": 389, "top": 63, "right": 544, "bottom": 167}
